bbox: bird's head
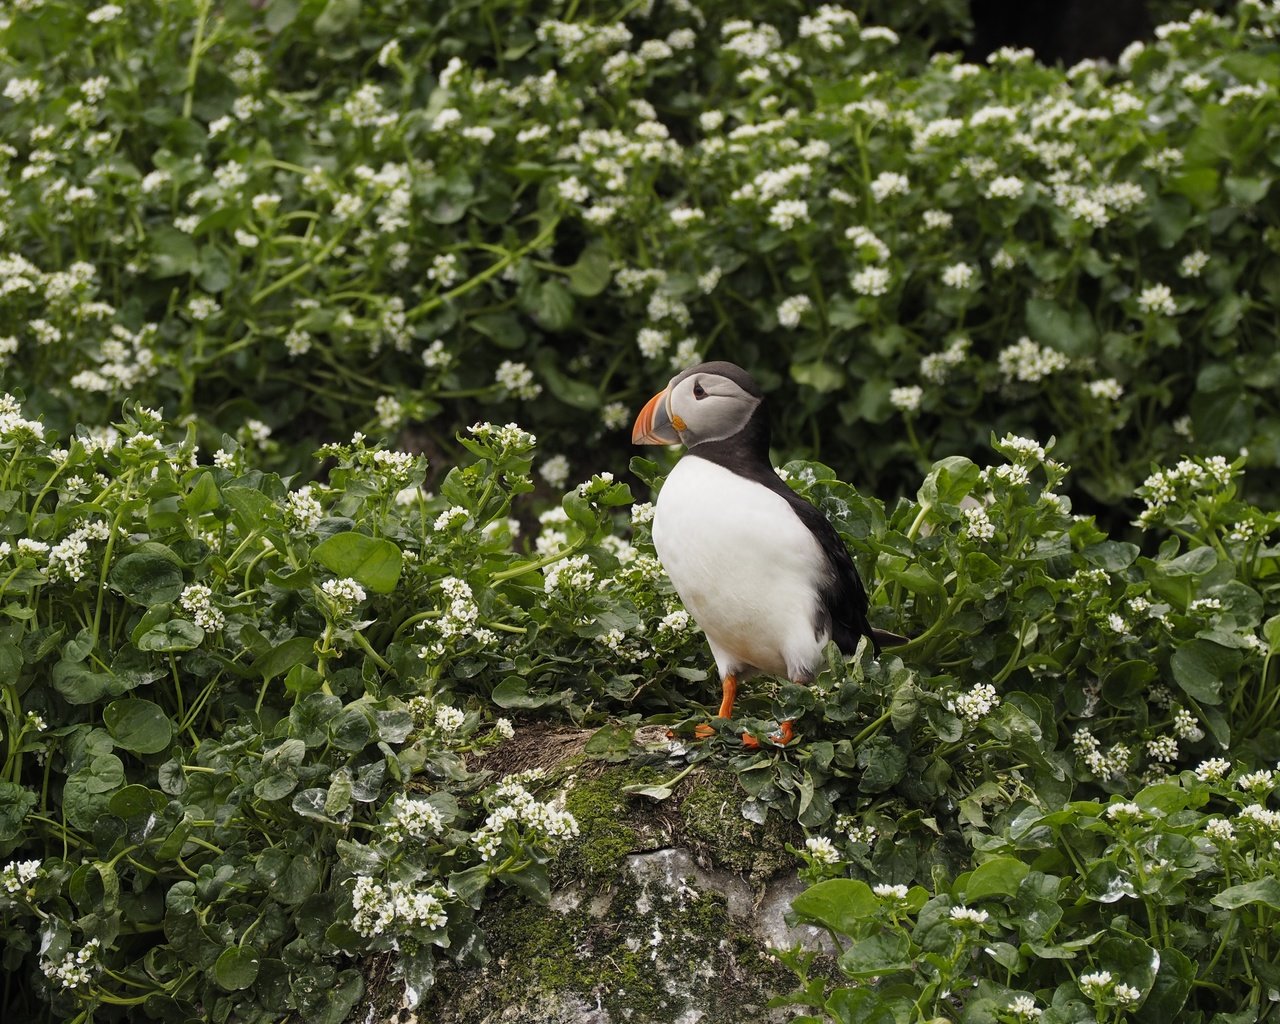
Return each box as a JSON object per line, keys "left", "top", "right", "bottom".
{"left": 631, "top": 361, "right": 764, "bottom": 449}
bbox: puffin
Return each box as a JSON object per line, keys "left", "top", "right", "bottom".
{"left": 632, "top": 361, "right": 905, "bottom": 746}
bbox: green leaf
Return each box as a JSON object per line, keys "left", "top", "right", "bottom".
{"left": 137, "top": 619, "right": 205, "bottom": 652}
{"left": 857, "top": 736, "right": 908, "bottom": 793}
{"left": 184, "top": 472, "right": 221, "bottom": 515}
{"left": 837, "top": 932, "right": 912, "bottom": 979}
{"left": 917, "top": 456, "right": 979, "bottom": 508}
{"left": 104, "top": 699, "right": 174, "bottom": 754}
{"left": 214, "top": 946, "right": 260, "bottom": 991}
{"left": 963, "top": 856, "right": 1030, "bottom": 902}
{"left": 109, "top": 547, "right": 185, "bottom": 606}
{"left": 491, "top": 675, "right": 569, "bottom": 709}
{"left": 313, "top": 0, "right": 360, "bottom": 35}
{"left": 0, "top": 781, "right": 36, "bottom": 841}
{"left": 526, "top": 279, "right": 575, "bottom": 331}
{"left": 791, "top": 360, "right": 845, "bottom": 393}
{"left": 471, "top": 311, "right": 526, "bottom": 350}
{"left": 534, "top": 349, "right": 600, "bottom": 410}
{"left": 148, "top": 226, "right": 200, "bottom": 278}
{"left": 255, "top": 636, "right": 316, "bottom": 683}
{"left": 566, "top": 243, "right": 612, "bottom": 297}
{"left": 1211, "top": 876, "right": 1280, "bottom": 910}
{"left": 1024, "top": 297, "right": 1096, "bottom": 356}
{"left": 790, "top": 878, "right": 878, "bottom": 937}
{"left": 1170, "top": 639, "right": 1240, "bottom": 705}
{"left": 312, "top": 532, "right": 402, "bottom": 593}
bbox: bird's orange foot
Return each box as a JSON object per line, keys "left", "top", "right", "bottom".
{"left": 693, "top": 722, "right": 716, "bottom": 740}
{"left": 741, "top": 720, "right": 795, "bottom": 749}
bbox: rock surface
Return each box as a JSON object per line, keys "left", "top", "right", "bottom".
{"left": 358, "top": 727, "right": 826, "bottom": 1023}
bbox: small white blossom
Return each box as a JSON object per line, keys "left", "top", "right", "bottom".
{"left": 889, "top": 385, "right": 923, "bottom": 412}
{"left": 804, "top": 836, "right": 840, "bottom": 864}
{"left": 321, "top": 577, "right": 367, "bottom": 614}
{"left": 1137, "top": 284, "right": 1177, "bottom": 316}
{"left": 777, "top": 294, "right": 813, "bottom": 329}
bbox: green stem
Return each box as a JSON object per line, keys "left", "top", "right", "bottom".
{"left": 181, "top": 0, "right": 213, "bottom": 121}
{"left": 407, "top": 217, "right": 560, "bottom": 321}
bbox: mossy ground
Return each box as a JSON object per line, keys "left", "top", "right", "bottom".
{"left": 359, "top": 728, "right": 802, "bottom": 1023}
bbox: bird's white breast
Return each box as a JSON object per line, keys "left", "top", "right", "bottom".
{"left": 652, "top": 456, "right": 830, "bottom": 680}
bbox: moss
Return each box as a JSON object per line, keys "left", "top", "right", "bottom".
{"left": 425, "top": 856, "right": 791, "bottom": 1023}
{"left": 369, "top": 745, "right": 802, "bottom": 1023}
{"left": 550, "top": 762, "right": 660, "bottom": 886}
{"left": 678, "top": 768, "right": 799, "bottom": 884}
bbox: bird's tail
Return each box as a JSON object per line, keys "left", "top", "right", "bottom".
{"left": 869, "top": 627, "right": 913, "bottom": 655}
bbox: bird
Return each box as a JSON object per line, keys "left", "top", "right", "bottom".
{"left": 632, "top": 360, "right": 906, "bottom": 747}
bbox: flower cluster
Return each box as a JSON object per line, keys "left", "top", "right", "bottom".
{"left": 470, "top": 779, "right": 579, "bottom": 862}
{"left": 350, "top": 876, "right": 448, "bottom": 939}
{"left": 179, "top": 583, "right": 226, "bottom": 632}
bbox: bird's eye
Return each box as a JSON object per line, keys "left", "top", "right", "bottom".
{"left": 692, "top": 382, "right": 707, "bottom": 399}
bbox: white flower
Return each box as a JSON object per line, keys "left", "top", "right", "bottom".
{"left": 869, "top": 171, "right": 909, "bottom": 201}
{"left": 1179, "top": 250, "right": 1209, "bottom": 278}
{"left": 495, "top": 360, "right": 542, "bottom": 399}
{"left": 1079, "top": 970, "right": 1112, "bottom": 995}
{"left": 873, "top": 882, "right": 908, "bottom": 901}
{"left": 284, "top": 486, "right": 323, "bottom": 531}
{"left": 1113, "top": 983, "right": 1141, "bottom": 1005}
{"left": 768, "top": 198, "right": 809, "bottom": 231}
{"left": 557, "top": 176, "right": 590, "bottom": 203}
{"left": 384, "top": 795, "right": 445, "bottom": 841}
{"left": 1204, "top": 817, "right": 1235, "bottom": 843}
{"left": 657, "top": 609, "right": 691, "bottom": 632}
{"left": 948, "top": 683, "right": 999, "bottom": 722}
{"left": 1, "top": 858, "right": 41, "bottom": 894}
{"left": 539, "top": 454, "right": 570, "bottom": 489}
{"left": 998, "top": 337, "right": 1068, "bottom": 383}
{"left": 637, "top": 327, "right": 670, "bottom": 358}
{"left": 941, "top": 262, "right": 977, "bottom": 289}
{"left": 987, "top": 175, "right": 1026, "bottom": 199}
{"left": 1105, "top": 802, "right": 1143, "bottom": 822}
{"left": 1195, "top": 757, "right": 1232, "bottom": 783}
{"left": 179, "top": 583, "right": 225, "bottom": 632}
{"left": 889, "top": 385, "right": 923, "bottom": 413}
{"left": 495, "top": 718, "right": 515, "bottom": 740}
{"left": 321, "top": 577, "right": 367, "bottom": 613}
{"left": 87, "top": 4, "right": 123, "bottom": 23}
{"left": 963, "top": 506, "right": 995, "bottom": 541}
{"left": 804, "top": 836, "right": 840, "bottom": 864}
{"left": 1087, "top": 378, "right": 1124, "bottom": 400}
{"left": 1137, "top": 284, "right": 1177, "bottom": 316}
{"left": 40, "top": 939, "right": 100, "bottom": 991}
{"left": 1237, "top": 769, "right": 1275, "bottom": 794}
{"left": 921, "top": 337, "right": 970, "bottom": 383}
{"left": 1006, "top": 995, "right": 1042, "bottom": 1020}
{"left": 948, "top": 905, "right": 989, "bottom": 925}
{"left": 777, "top": 295, "right": 812, "bottom": 329}
{"left": 851, "top": 266, "right": 891, "bottom": 297}
{"left": 434, "top": 705, "right": 466, "bottom": 734}
{"left": 433, "top": 505, "right": 469, "bottom": 531}
{"left": 922, "top": 208, "right": 953, "bottom": 230}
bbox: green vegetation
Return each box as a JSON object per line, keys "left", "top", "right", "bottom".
{"left": 1, "top": 1, "right": 1279, "bottom": 1022}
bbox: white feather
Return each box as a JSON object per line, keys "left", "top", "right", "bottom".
{"left": 652, "top": 456, "right": 830, "bottom": 681}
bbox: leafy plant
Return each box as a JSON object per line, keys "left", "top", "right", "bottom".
{"left": 0, "top": 1, "right": 1277, "bottom": 516}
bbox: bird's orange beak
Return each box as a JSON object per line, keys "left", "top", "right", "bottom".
{"left": 632, "top": 388, "right": 682, "bottom": 445}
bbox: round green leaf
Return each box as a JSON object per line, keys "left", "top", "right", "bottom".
{"left": 214, "top": 945, "right": 260, "bottom": 991}
{"left": 137, "top": 619, "right": 205, "bottom": 652}
{"left": 108, "top": 548, "right": 185, "bottom": 607}
{"left": 312, "top": 533, "right": 402, "bottom": 594}
{"left": 104, "top": 699, "right": 173, "bottom": 754}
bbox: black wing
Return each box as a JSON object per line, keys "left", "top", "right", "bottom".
{"left": 779, "top": 490, "right": 876, "bottom": 655}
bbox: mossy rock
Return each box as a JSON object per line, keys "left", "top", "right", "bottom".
{"left": 359, "top": 727, "right": 822, "bottom": 1024}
